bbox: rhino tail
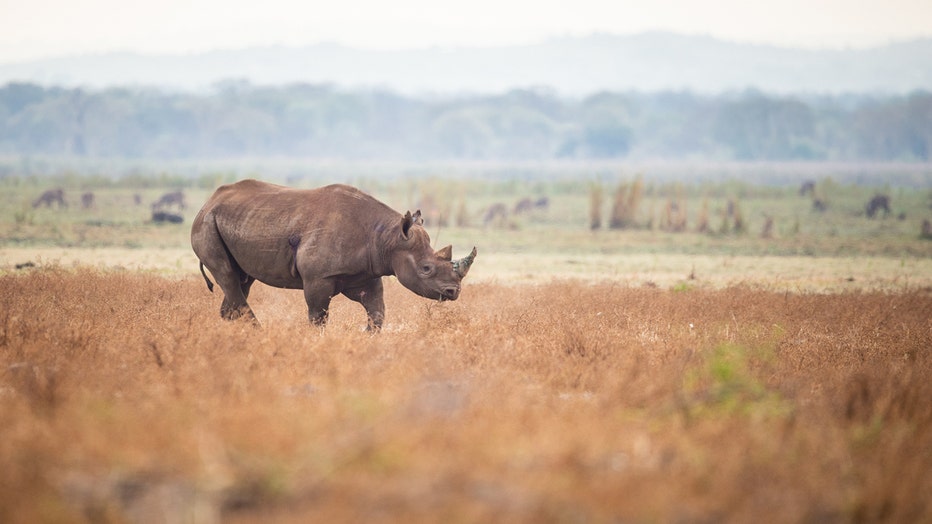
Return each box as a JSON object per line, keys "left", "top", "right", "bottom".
{"left": 199, "top": 262, "right": 215, "bottom": 293}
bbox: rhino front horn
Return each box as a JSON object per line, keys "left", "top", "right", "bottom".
{"left": 453, "top": 247, "right": 477, "bottom": 278}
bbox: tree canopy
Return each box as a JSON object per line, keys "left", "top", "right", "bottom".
{"left": 1, "top": 82, "right": 930, "bottom": 161}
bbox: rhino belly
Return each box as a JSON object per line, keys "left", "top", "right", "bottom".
{"left": 252, "top": 272, "right": 304, "bottom": 290}
{"left": 227, "top": 241, "right": 304, "bottom": 290}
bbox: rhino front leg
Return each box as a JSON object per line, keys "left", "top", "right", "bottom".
{"left": 342, "top": 278, "right": 386, "bottom": 331}
{"left": 303, "top": 279, "right": 335, "bottom": 327}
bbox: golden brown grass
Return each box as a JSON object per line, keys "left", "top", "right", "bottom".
{"left": 1, "top": 267, "right": 931, "bottom": 522}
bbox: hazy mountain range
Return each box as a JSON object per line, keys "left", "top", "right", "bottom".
{"left": 2, "top": 32, "right": 931, "bottom": 95}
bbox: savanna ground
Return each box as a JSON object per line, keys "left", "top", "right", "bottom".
{"left": 1, "top": 165, "right": 931, "bottom": 522}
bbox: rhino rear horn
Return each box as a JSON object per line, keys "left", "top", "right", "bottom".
{"left": 437, "top": 245, "right": 453, "bottom": 261}
{"left": 453, "top": 247, "right": 477, "bottom": 278}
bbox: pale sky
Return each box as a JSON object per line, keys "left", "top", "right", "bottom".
{"left": 1, "top": 0, "right": 931, "bottom": 63}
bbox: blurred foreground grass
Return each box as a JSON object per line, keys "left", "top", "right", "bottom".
{"left": 1, "top": 269, "right": 930, "bottom": 522}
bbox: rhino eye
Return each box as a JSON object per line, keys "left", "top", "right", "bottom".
{"left": 420, "top": 264, "right": 434, "bottom": 275}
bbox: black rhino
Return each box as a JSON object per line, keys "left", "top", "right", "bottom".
{"left": 191, "top": 180, "right": 476, "bottom": 330}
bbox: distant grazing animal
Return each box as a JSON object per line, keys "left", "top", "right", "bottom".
{"left": 799, "top": 180, "right": 816, "bottom": 197}
{"left": 152, "top": 191, "right": 186, "bottom": 211}
{"left": 865, "top": 194, "right": 891, "bottom": 219}
{"left": 483, "top": 203, "right": 509, "bottom": 227}
{"left": 81, "top": 192, "right": 95, "bottom": 209}
{"left": 514, "top": 198, "right": 535, "bottom": 214}
{"left": 33, "top": 188, "right": 67, "bottom": 209}
{"left": 514, "top": 196, "right": 550, "bottom": 215}
{"left": 152, "top": 211, "right": 184, "bottom": 224}
{"left": 191, "top": 180, "right": 477, "bottom": 330}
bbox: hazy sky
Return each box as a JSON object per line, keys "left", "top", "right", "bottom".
{"left": 2, "top": 0, "right": 931, "bottom": 63}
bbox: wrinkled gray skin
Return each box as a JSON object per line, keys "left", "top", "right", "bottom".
{"left": 191, "top": 180, "right": 476, "bottom": 330}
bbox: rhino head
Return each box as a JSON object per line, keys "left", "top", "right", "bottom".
{"left": 391, "top": 210, "right": 476, "bottom": 301}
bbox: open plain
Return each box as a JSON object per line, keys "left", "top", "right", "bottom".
{"left": 1, "top": 171, "right": 931, "bottom": 522}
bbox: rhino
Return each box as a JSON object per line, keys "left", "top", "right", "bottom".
{"left": 191, "top": 179, "right": 477, "bottom": 330}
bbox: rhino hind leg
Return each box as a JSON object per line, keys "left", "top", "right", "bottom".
{"left": 193, "top": 216, "right": 259, "bottom": 324}
{"left": 220, "top": 297, "right": 257, "bottom": 323}
{"left": 202, "top": 260, "right": 258, "bottom": 323}
{"left": 216, "top": 272, "right": 258, "bottom": 323}
{"left": 241, "top": 275, "right": 256, "bottom": 300}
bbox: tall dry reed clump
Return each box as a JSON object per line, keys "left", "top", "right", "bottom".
{"left": 696, "top": 198, "right": 710, "bottom": 233}
{"left": 455, "top": 200, "right": 470, "bottom": 228}
{"left": 608, "top": 177, "right": 644, "bottom": 230}
{"left": 659, "top": 185, "right": 688, "bottom": 232}
{"left": 589, "top": 183, "right": 603, "bottom": 230}
{"left": 1, "top": 267, "right": 931, "bottom": 522}
{"left": 718, "top": 197, "right": 747, "bottom": 235}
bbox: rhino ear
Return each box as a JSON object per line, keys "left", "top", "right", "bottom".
{"left": 437, "top": 244, "right": 453, "bottom": 261}
{"left": 402, "top": 210, "right": 424, "bottom": 239}
{"left": 402, "top": 211, "right": 414, "bottom": 239}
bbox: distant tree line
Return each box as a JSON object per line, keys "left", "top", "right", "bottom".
{"left": 1, "top": 81, "right": 930, "bottom": 161}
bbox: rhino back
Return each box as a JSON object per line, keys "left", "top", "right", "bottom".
{"left": 204, "top": 180, "right": 398, "bottom": 287}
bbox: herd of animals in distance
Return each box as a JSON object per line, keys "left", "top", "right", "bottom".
{"left": 31, "top": 187, "right": 187, "bottom": 224}
{"left": 25, "top": 179, "right": 925, "bottom": 237}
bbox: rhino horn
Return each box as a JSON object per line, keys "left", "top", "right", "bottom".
{"left": 437, "top": 244, "right": 453, "bottom": 261}
{"left": 452, "top": 247, "right": 477, "bottom": 278}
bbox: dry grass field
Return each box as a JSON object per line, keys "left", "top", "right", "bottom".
{"left": 1, "top": 267, "right": 930, "bottom": 522}
{"left": 1, "top": 170, "right": 931, "bottom": 522}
